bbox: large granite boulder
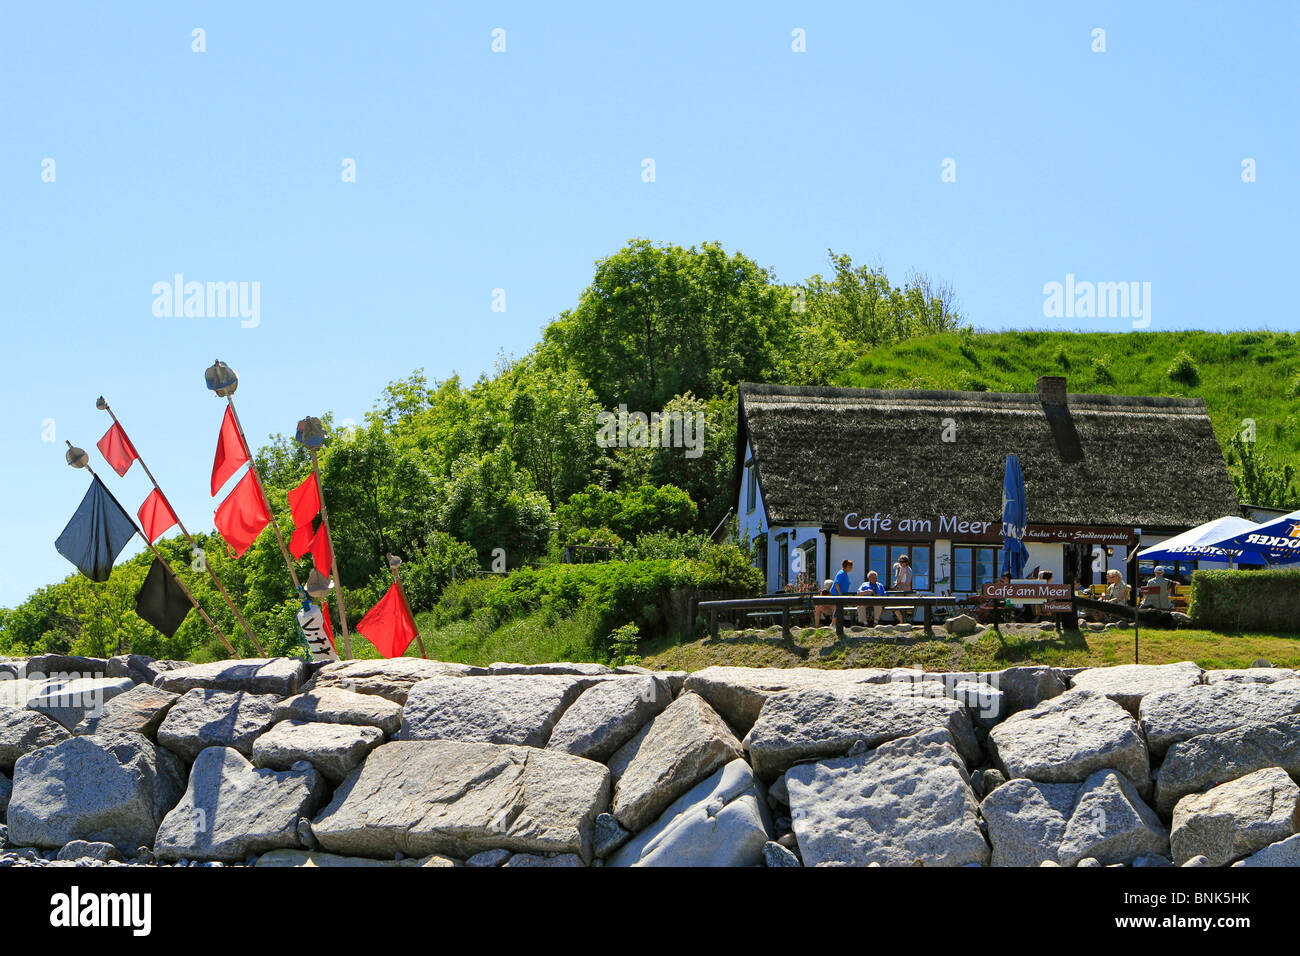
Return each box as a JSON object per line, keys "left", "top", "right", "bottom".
{"left": 26, "top": 677, "right": 136, "bottom": 730}
{"left": 487, "top": 662, "right": 613, "bottom": 676}
{"left": 1069, "top": 662, "right": 1204, "bottom": 716}
{"left": 682, "top": 666, "right": 892, "bottom": 734}
{"left": 302, "top": 658, "right": 488, "bottom": 704}
{"left": 786, "top": 727, "right": 989, "bottom": 867}
{"left": 1169, "top": 766, "right": 1300, "bottom": 866}
{"left": 156, "top": 689, "right": 282, "bottom": 762}
{"left": 987, "top": 691, "right": 1153, "bottom": 798}
{"left": 255, "top": 849, "right": 458, "bottom": 867}
{"left": 546, "top": 676, "right": 672, "bottom": 762}
{"left": 1154, "top": 714, "right": 1300, "bottom": 816}
{"left": 252, "top": 720, "right": 384, "bottom": 784}
{"left": 606, "top": 759, "right": 772, "bottom": 867}
{"left": 154, "top": 658, "right": 306, "bottom": 696}
{"left": 987, "top": 666, "right": 1067, "bottom": 714}
{"left": 1204, "top": 668, "right": 1298, "bottom": 685}
{"left": 1232, "top": 833, "right": 1300, "bottom": 867}
{"left": 1139, "top": 680, "right": 1300, "bottom": 759}
{"left": 1058, "top": 770, "right": 1169, "bottom": 866}
{"left": 6, "top": 732, "right": 184, "bottom": 851}
{"left": 273, "top": 687, "right": 404, "bottom": 738}
{"left": 608, "top": 692, "right": 745, "bottom": 832}
{"left": 0, "top": 678, "right": 41, "bottom": 708}
{"left": 106, "top": 655, "right": 189, "bottom": 686}
{"left": 398, "top": 674, "right": 597, "bottom": 747}
{"left": 25, "top": 655, "right": 108, "bottom": 678}
{"left": 154, "top": 747, "right": 328, "bottom": 862}
{"left": 0, "top": 705, "right": 71, "bottom": 772}
{"left": 981, "top": 778, "right": 1078, "bottom": 867}
{"left": 74, "top": 685, "right": 179, "bottom": 740}
{"left": 742, "top": 684, "right": 980, "bottom": 780}
{"left": 312, "top": 741, "right": 610, "bottom": 862}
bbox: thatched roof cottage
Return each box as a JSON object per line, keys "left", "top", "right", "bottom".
{"left": 734, "top": 377, "right": 1241, "bottom": 598}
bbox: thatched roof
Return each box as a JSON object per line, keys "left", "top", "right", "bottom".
{"left": 738, "top": 382, "right": 1241, "bottom": 531}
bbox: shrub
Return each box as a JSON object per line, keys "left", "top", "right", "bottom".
{"left": 1053, "top": 345, "right": 1070, "bottom": 370}
{"left": 608, "top": 622, "right": 642, "bottom": 667}
{"left": 1167, "top": 351, "right": 1201, "bottom": 386}
{"left": 1190, "top": 568, "right": 1300, "bottom": 631}
{"left": 1091, "top": 356, "right": 1115, "bottom": 384}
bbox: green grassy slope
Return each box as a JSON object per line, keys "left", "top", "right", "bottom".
{"left": 836, "top": 330, "right": 1300, "bottom": 466}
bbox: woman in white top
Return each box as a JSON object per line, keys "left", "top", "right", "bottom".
{"left": 891, "top": 555, "right": 913, "bottom": 624}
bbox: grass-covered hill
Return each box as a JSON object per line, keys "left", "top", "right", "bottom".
{"left": 838, "top": 329, "right": 1300, "bottom": 478}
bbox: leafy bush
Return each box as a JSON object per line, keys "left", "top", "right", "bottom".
{"left": 608, "top": 622, "right": 642, "bottom": 667}
{"left": 1091, "top": 356, "right": 1115, "bottom": 384}
{"left": 1190, "top": 568, "right": 1300, "bottom": 632}
{"left": 556, "top": 484, "right": 698, "bottom": 544}
{"left": 1053, "top": 345, "right": 1070, "bottom": 370}
{"left": 1167, "top": 351, "right": 1201, "bottom": 386}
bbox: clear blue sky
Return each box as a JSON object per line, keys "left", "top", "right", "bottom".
{"left": 2, "top": 2, "right": 1296, "bottom": 608}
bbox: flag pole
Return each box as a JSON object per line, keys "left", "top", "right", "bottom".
{"left": 297, "top": 421, "right": 352, "bottom": 659}
{"left": 387, "top": 554, "right": 426, "bottom": 659}
{"left": 97, "top": 398, "right": 265, "bottom": 655}
{"left": 65, "top": 441, "right": 237, "bottom": 657}
{"left": 204, "top": 361, "right": 302, "bottom": 595}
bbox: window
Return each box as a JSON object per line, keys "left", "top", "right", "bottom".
{"left": 866, "top": 542, "right": 931, "bottom": 591}
{"left": 745, "top": 460, "right": 756, "bottom": 513}
{"left": 952, "top": 546, "right": 998, "bottom": 593}
{"left": 798, "top": 539, "right": 818, "bottom": 586}
{"left": 777, "top": 537, "right": 789, "bottom": 588}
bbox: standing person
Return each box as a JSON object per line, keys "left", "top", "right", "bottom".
{"left": 833, "top": 559, "right": 854, "bottom": 595}
{"left": 857, "top": 570, "right": 886, "bottom": 626}
{"left": 891, "top": 554, "right": 913, "bottom": 624}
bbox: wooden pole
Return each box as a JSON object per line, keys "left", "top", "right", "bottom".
{"left": 68, "top": 442, "right": 237, "bottom": 657}
{"left": 387, "top": 555, "right": 426, "bottom": 659}
{"left": 98, "top": 400, "right": 264, "bottom": 655}
{"left": 222, "top": 396, "right": 302, "bottom": 593}
{"left": 309, "top": 448, "right": 352, "bottom": 660}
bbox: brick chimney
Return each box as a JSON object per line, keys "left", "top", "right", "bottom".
{"left": 1036, "top": 375, "right": 1068, "bottom": 406}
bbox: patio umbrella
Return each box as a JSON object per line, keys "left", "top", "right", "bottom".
{"left": 1199, "top": 510, "right": 1300, "bottom": 565}
{"left": 1000, "top": 454, "right": 1029, "bottom": 578}
{"left": 1136, "top": 515, "right": 1268, "bottom": 565}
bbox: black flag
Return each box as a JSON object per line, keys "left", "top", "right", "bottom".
{"left": 54, "top": 476, "right": 137, "bottom": 582}
{"left": 135, "top": 557, "right": 192, "bottom": 637}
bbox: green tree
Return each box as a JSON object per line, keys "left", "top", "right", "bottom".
{"left": 1226, "top": 435, "right": 1299, "bottom": 508}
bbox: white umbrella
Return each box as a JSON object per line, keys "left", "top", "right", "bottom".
{"left": 1136, "top": 515, "right": 1266, "bottom": 563}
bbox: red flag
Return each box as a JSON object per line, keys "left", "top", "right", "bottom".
{"left": 211, "top": 406, "right": 249, "bottom": 495}
{"left": 213, "top": 469, "right": 270, "bottom": 557}
{"left": 320, "top": 602, "right": 335, "bottom": 646}
{"left": 96, "top": 422, "right": 139, "bottom": 477}
{"left": 137, "top": 488, "right": 179, "bottom": 544}
{"left": 356, "top": 581, "right": 417, "bottom": 658}
{"left": 287, "top": 474, "right": 321, "bottom": 559}
{"left": 310, "top": 523, "right": 334, "bottom": 577}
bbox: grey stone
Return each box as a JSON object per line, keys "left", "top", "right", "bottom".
{"left": 609, "top": 692, "right": 744, "bottom": 832}
{"left": 1170, "top": 767, "right": 1300, "bottom": 866}
{"left": 0, "top": 773, "right": 9, "bottom": 822}
{"left": 252, "top": 720, "right": 383, "bottom": 784}
{"left": 1058, "top": 770, "right": 1170, "bottom": 867}
{"left": 154, "top": 658, "right": 306, "bottom": 697}
{"left": 1154, "top": 714, "right": 1300, "bottom": 816}
{"left": 55, "top": 840, "right": 122, "bottom": 863}
{"left": 398, "top": 675, "right": 597, "bottom": 747}
{"left": 0, "top": 660, "right": 25, "bottom": 680}
{"left": 273, "top": 687, "right": 403, "bottom": 738}
{"left": 764, "top": 841, "right": 801, "bottom": 867}
{"left": 981, "top": 778, "right": 1080, "bottom": 867}
{"left": 1069, "top": 662, "right": 1204, "bottom": 716}
{"left": 607, "top": 759, "right": 773, "bottom": 867}
{"left": 156, "top": 689, "right": 282, "bottom": 762}
{"left": 0, "top": 678, "right": 43, "bottom": 709}
{"left": 1182, "top": 854, "right": 1211, "bottom": 867}
{"left": 1133, "top": 854, "right": 1173, "bottom": 867}
{"left": 312, "top": 741, "right": 609, "bottom": 862}
{"left": 593, "top": 813, "right": 631, "bottom": 858}
{"left": 1077, "top": 857, "right": 1101, "bottom": 867}
{"left": 25, "top": 677, "right": 135, "bottom": 731}
{"left": 1139, "top": 680, "right": 1300, "bottom": 759}
{"left": 254, "top": 849, "right": 458, "bottom": 867}
{"left": 986, "top": 667, "right": 1066, "bottom": 715}
{"left": 0, "top": 706, "right": 71, "bottom": 772}
{"left": 487, "top": 662, "right": 612, "bottom": 676}
{"left": 106, "top": 655, "right": 188, "bottom": 686}
{"left": 682, "top": 666, "right": 892, "bottom": 734}
{"left": 944, "top": 614, "right": 978, "bottom": 636}
{"left": 6, "top": 733, "right": 184, "bottom": 851}
{"left": 949, "top": 680, "right": 1006, "bottom": 729}
{"left": 466, "top": 848, "right": 512, "bottom": 867}
{"left": 546, "top": 676, "right": 670, "bottom": 762}
{"left": 1232, "top": 833, "right": 1300, "bottom": 867}
{"left": 26, "top": 655, "right": 108, "bottom": 677}
{"left": 786, "top": 728, "right": 989, "bottom": 867}
{"left": 502, "top": 853, "right": 584, "bottom": 867}
{"left": 303, "top": 658, "right": 488, "bottom": 704}
{"left": 73, "top": 685, "right": 179, "bottom": 740}
{"left": 987, "top": 691, "right": 1153, "bottom": 799}
{"left": 742, "top": 684, "right": 980, "bottom": 781}
{"left": 982, "top": 768, "right": 1007, "bottom": 795}
{"left": 1205, "top": 668, "right": 1298, "bottom": 685}
{"left": 154, "top": 747, "right": 327, "bottom": 863}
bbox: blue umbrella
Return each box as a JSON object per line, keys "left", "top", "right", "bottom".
{"left": 1000, "top": 454, "right": 1029, "bottom": 578}
{"left": 1199, "top": 509, "right": 1300, "bottom": 565}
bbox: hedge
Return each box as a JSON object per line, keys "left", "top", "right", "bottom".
{"left": 1190, "top": 568, "right": 1300, "bottom": 632}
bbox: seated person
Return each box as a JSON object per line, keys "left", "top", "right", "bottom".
{"left": 814, "top": 579, "right": 835, "bottom": 626}
{"left": 1086, "top": 568, "right": 1130, "bottom": 622}
{"left": 1140, "top": 566, "right": 1173, "bottom": 610}
{"left": 857, "top": 570, "right": 886, "bottom": 625}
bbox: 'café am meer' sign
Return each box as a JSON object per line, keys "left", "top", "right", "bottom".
{"left": 982, "top": 579, "right": 1073, "bottom": 611}
{"left": 838, "top": 512, "right": 1132, "bottom": 545}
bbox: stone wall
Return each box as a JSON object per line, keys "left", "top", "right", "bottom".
{"left": 1, "top": 654, "right": 1298, "bottom": 868}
